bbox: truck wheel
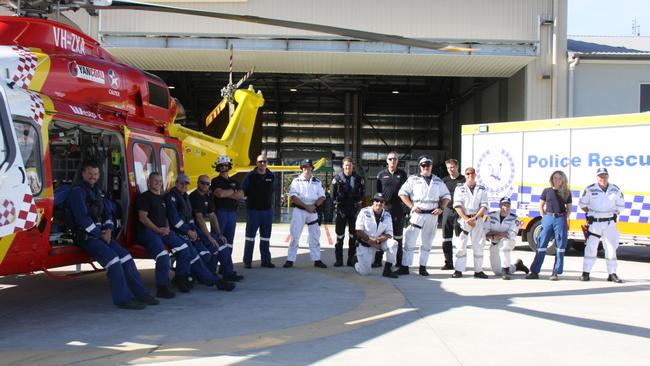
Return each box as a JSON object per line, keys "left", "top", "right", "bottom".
{"left": 526, "top": 220, "right": 557, "bottom": 255}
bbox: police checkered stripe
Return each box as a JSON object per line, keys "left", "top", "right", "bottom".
{"left": 13, "top": 194, "right": 38, "bottom": 233}
{"left": 0, "top": 199, "right": 17, "bottom": 226}
{"left": 10, "top": 46, "right": 38, "bottom": 89}
{"left": 514, "top": 184, "right": 649, "bottom": 223}
{"left": 28, "top": 92, "right": 45, "bottom": 126}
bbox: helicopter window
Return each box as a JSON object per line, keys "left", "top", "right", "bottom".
{"left": 147, "top": 82, "right": 169, "bottom": 109}
{"left": 159, "top": 146, "right": 180, "bottom": 192}
{"left": 132, "top": 142, "right": 155, "bottom": 193}
{"left": 13, "top": 120, "right": 43, "bottom": 196}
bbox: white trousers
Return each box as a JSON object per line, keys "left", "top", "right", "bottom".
{"left": 583, "top": 220, "right": 619, "bottom": 274}
{"left": 355, "top": 239, "right": 398, "bottom": 275}
{"left": 402, "top": 213, "right": 438, "bottom": 267}
{"left": 489, "top": 239, "right": 517, "bottom": 275}
{"left": 288, "top": 208, "right": 321, "bottom": 262}
{"left": 454, "top": 219, "right": 485, "bottom": 272}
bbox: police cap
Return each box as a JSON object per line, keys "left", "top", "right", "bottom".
{"left": 372, "top": 193, "right": 387, "bottom": 202}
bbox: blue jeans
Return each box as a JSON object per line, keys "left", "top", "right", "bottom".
{"left": 243, "top": 208, "right": 273, "bottom": 265}
{"left": 530, "top": 214, "right": 568, "bottom": 274}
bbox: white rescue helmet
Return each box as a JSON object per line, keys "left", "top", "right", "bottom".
{"left": 214, "top": 155, "right": 233, "bottom": 171}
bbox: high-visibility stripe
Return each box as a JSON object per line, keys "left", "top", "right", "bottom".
{"left": 557, "top": 249, "right": 566, "bottom": 253}
{"left": 336, "top": 235, "right": 345, "bottom": 239}
{"left": 105, "top": 257, "right": 120, "bottom": 269}
{"left": 348, "top": 234, "right": 354, "bottom": 238}
{"left": 103, "top": 220, "right": 114, "bottom": 226}
{"left": 537, "top": 248, "right": 547, "bottom": 252}
{"left": 120, "top": 254, "right": 133, "bottom": 263}
{"left": 171, "top": 243, "right": 188, "bottom": 253}
{"left": 260, "top": 237, "right": 270, "bottom": 241}
{"left": 394, "top": 235, "right": 403, "bottom": 240}
{"left": 190, "top": 255, "right": 200, "bottom": 264}
{"left": 155, "top": 250, "right": 169, "bottom": 260}
{"left": 199, "top": 250, "right": 210, "bottom": 256}
{"left": 226, "top": 244, "right": 233, "bottom": 248}
{"left": 174, "top": 220, "right": 185, "bottom": 229}
{"left": 245, "top": 236, "right": 255, "bottom": 241}
{"left": 85, "top": 223, "right": 97, "bottom": 233}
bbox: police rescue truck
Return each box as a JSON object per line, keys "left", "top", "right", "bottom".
{"left": 461, "top": 112, "right": 650, "bottom": 253}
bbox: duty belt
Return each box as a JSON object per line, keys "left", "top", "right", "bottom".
{"left": 418, "top": 209, "right": 435, "bottom": 214}
{"left": 588, "top": 216, "right": 616, "bottom": 223}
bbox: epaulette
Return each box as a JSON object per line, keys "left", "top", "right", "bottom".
{"left": 477, "top": 185, "right": 486, "bottom": 190}
{"left": 509, "top": 212, "right": 517, "bottom": 218}
{"left": 587, "top": 183, "right": 596, "bottom": 189}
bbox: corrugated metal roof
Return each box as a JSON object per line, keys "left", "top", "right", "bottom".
{"left": 107, "top": 47, "right": 533, "bottom": 77}
{"left": 567, "top": 39, "right": 646, "bottom": 54}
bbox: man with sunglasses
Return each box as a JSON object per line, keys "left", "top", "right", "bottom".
{"left": 284, "top": 159, "right": 327, "bottom": 268}
{"left": 211, "top": 155, "right": 244, "bottom": 272}
{"left": 242, "top": 154, "right": 277, "bottom": 268}
{"left": 398, "top": 156, "right": 451, "bottom": 276}
{"left": 189, "top": 174, "right": 243, "bottom": 284}
{"left": 354, "top": 193, "right": 399, "bottom": 278}
{"left": 451, "top": 167, "right": 490, "bottom": 279}
{"left": 374, "top": 151, "right": 407, "bottom": 269}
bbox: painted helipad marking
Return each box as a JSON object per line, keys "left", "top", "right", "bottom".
{"left": 324, "top": 224, "right": 334, "bottom": 245}
{"left": 1, "top": 269, "right": 406, "bottom": 365}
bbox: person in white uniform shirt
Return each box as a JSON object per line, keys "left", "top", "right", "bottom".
{"left": 579, "top": 168, "right": 625, "bottom": 283}
{"left": 284, "top": 159, "right": 328, "bottom": 269}
{"left": 397, "top": 155, "right": 451, "bottom": 276}
{"left": 451, "top": 167, "right": 489, "bottom": 279}
{"left": 483, "top": 197, "right": 530, "bottom": 280}
{"left": 354, "top": 193, "right": 399, "bottom": 278}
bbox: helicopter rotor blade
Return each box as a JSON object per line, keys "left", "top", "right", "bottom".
{"left": 205, "top": 97, "right": 228, "bottom": 127}
{"left": 234, "top": 66, "right": 255, "bottom": 90}
{"left": 85, "top": 0, "right": 450, "bottom": 51}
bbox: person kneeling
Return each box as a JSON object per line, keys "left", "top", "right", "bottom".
{"left": 484, "top": 197, "right": 529, "bottom": 280}
{"left": 354, "top": 193, "right": 399, "bottom": 278}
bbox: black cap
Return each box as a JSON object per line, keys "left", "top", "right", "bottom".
{"left": 499, "top": 196, "right": 512, "bottom": 205}
{"left": 596, "top": 167, "right": 609, "bottom": 176}
{"left": 300, "top": 159, "right": 314, "bottom": 168}
{"left": 372, "top": 193, "right": 387, "bottom": 202}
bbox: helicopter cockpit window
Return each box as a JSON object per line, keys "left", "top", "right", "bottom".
{"left": 13, "top": 120, "right": 43, "bottom": 195}
{"left": 160, "top": 146, "right": 180, "bottom": 192}
{"left": 132, "top": 142, "right": 155, "bottom": 193}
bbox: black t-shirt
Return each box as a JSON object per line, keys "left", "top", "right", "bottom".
{"left": 376, "top": 168, "right": 407, "bottom": 215}
{"left": 136, "top": 191, "right": 167, "bottom": 228}
{"left": 243, "top": 169, "right": 275, "bottom": 210}
{"left": 211, "top": 175, "right": 240, "bottom": 211}
{"left": 443, "top": 174, "right": 466, "bottom": 201}
{"left": 189, "top": 190, "right": 215, "bottom": 217}
{"left": 540, "top": 188, "right": 573, "bottom": 214}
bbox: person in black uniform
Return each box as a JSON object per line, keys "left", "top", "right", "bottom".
{"left": 67, "top": 160, "right": 157, "bottom": 309}
{"left": 441, "top": 158, "right": 466, "bottom": 270}
{"left": 242, "top": 154, "right": 277, "bottom": 268}
{"left": 374, "top": 151, "right": 408, "bottom": 269}
{"left": 331, "top": 156, "right": 366, "bottom": 267}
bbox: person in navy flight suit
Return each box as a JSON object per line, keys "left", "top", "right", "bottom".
{"left": 397, "top": 155, "right": 451, "bottom": 276}
{"left": 374, "top": 151, "right": 408, "bottom": 269}
{"left": 441, "top": 158, "right": 465, "bottom": 270}
{"left": 331, "top": 156, "right": 365, "bottom": 267}
{"left": 579, "top": 168, "right": 625, "bottom": 283}
{"left": 165, "top": 174, "right": 241, "bottom": 287}
{"left": 354, "top": 193, "right": 399, "bottom": 278}
{"left": 68, "top": 160, "right": 157, "bottom": 309}
{"left": 284, "top": 159, "right": 327, "bottom": 268}
{"left": 242, "top": 154, "right": 277, "bottom": 268}
{"left": 137, "top": 172, "right": 233, "bottom": 298}
{"left": 190, "top": 174, "right": 243, "bottom": 282}
{"left": 484, "top": 197, "right": 530, "bottom": 280}
{"left": 527, "top": 170, "right": 572, "bottom": 281}
{"left": 211, "top": 155, "right": 244, "bottom": 270}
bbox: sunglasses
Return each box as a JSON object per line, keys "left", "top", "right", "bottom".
{"left": 257, "top": 160, "right": 267, "bottom": 164}
{"left": 373, "top": 199, "right": 385, "bottom": 203}
{"left": 199, "top": 181, "right": 210, "bottom": 185}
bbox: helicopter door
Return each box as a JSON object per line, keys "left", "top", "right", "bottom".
{"left": 0, "top": 86, "right": 38, "bottom": 238}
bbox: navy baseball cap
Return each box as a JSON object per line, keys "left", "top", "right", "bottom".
{"left": 596, "top": 167, "right": 609, "bottom": 176}
{"left": 418, "top": 156, "right": 433, "bottom": 166}
{"left": 499, "top": 196, "right": 512, "bottom": 205}
{"left": 300, "top": 159, "right": 314, "bottom": 168}
{"left": 372, "top": 193, "right": 386, "bottom": 202}
{"left": 177, "top": 173, "right": 190, "bottom": 184}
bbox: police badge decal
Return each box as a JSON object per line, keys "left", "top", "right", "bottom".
{"left": 477, "top": 149, "right": 515, "bottom": 200}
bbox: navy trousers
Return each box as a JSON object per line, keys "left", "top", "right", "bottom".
{"left": 243, "top": 208, "right": 273, "bottom": 265}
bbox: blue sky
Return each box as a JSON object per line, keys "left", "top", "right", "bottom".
{"left": 569, "top": 0, "right": 650, "bottom": 36}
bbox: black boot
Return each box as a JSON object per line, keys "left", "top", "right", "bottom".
{"left": 171, "top": 276, "right": 191, "bottom": 293}
{"left": 334, "top": 244, "right": 343, "bottom": 267}
{"left": 383, "top": 263, "right": 398, "bottom": 278}
{"left": 440, "top": 261, "right": 454, "bottom": 270}
{"left": 216, "top": 279, "right": 236, "bottom": 291}
{"left": 607, "top": 273, "right": 623, "bottom": 283}
{"left": 393, "top": 265, "right": 409, "bottom": 275}
{"left": 442, "top": 242, "right": 454, "bottom": 270}
{"left": 515, "top": 259, "right": 530, "bottom": 274}
{"left": 346, "top": 255, "right": 357, "bottom": 267}
{"left": 502, "top": 267, "right": 512, "bottom": 280}
{"left": 419, "top": 265, "right": 429, "bottom": 276}
{"left": 156, "top": 285, "right": 176, "bottom": 299}
{"left": 580, "top": 272, "right": 590, "bottom": 281}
